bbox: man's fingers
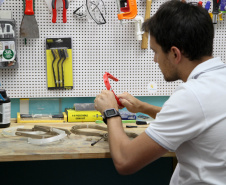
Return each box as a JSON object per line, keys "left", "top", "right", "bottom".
{"left": 119, "top": 98, "right": 132, "bottom": 108}
{"left": 117, "top": 92, "right": 129, "bottom": 99}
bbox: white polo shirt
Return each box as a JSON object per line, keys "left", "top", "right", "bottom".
{"left": 145, "top": 57, "right": 226, "bottom": 185}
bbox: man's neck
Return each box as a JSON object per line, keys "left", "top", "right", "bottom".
{"left": 179, "top": 56, "right": 213, "bottom": 82}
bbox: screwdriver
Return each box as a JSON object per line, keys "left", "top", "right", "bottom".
{"left": 126, "top": 125, "right": 147, "bottom": 128}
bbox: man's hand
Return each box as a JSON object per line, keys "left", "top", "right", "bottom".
{"left": 94, "top": 90, "right": 119, "bottom": 114}
{"left": 117, "top": 92, "right": 144, "bottom": 113}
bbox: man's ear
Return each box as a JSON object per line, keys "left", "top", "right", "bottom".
{"left": 170, "top": 46, "right": 181, "bottom": 64}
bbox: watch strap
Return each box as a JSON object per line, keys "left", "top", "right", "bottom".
{"left": 103, "top": 109, "right": 121, "bottom": 125}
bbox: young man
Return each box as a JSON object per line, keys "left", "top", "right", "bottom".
{"left": 94, "top": 1, "right": 226, "bottom": 184}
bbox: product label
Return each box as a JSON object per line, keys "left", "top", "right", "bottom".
{"left": 68, "top": 110, "right": 103, "bottom": 122}
{"left": 147, "top": 82, "right": 158, "bottom": 93}
{"left": 0, "top": 102, "right": 11, "bottom": 124}
{"left": 3, "top": 49, "right": 14, "bottom": 60}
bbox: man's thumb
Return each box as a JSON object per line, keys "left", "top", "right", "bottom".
{"left": 119, "top": 98, "right": 131, "bottom": 108}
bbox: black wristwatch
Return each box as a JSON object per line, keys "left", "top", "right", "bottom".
{"left": 103, "top": 108, "right": 121, "bottom": 125}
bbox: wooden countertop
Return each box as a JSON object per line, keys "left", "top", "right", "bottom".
{"left": 0, "top": 122, "right": 175, "bottom": 162}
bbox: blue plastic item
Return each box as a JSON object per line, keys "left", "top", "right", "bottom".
{"left": 220, "top": 0, "right": 226, "bottom": 12}
{"left": 0, "top": 94, "right": 5, "bottom": 101}
{"left": 205, "top": 1, "right": 211, "bottom": 11}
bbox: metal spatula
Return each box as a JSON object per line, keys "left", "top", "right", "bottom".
{"left": 20, "top": 0, "right": 39, "bottom": 38}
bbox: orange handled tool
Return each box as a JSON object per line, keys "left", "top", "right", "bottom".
{"left": 103, "top": 72, "right": 123, "bottom": 107}
{"left": 117, "top": 0, "right": 137, "bottom": 20}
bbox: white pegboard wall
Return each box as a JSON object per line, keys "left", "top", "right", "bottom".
{"left": 0, "top": 0, "right": 225, "bottom": 98}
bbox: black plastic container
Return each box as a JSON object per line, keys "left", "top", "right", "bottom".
{"left": 0, "top": 89, "right": 11, "bottom": 128}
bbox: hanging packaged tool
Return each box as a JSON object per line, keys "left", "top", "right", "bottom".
{"left": 46, "top": 37, "right": 73, "bottom": 90}
{"left": 0, "top": 11, "right": 18, "bottom": 69}
{"left": 0, "top": 89, "right": 11, "bottom": 128}
{"left": 52, "top": 0, "right": 69, "bottom": 23}
{"left": 116, "top": 0, "right": 137, "bottom": 23}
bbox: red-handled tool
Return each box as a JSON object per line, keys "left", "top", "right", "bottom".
{"left": 24, "top": 0, "right": 34, "bottom": 15}
{"left": 62, "top": 0, "right": 68, "bottom": 23}
{"left": 52, "top": 0, "right": 57, "bottom": 23}
{"left": 103, "top": 72, "right": 123, "bottom": 107}
{"left": 52, "top": 0, "right": 69, "bottom": 23}
{"left": 20, "top": 0, "right": 39, "bottom": 38}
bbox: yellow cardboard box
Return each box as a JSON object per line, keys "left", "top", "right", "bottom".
{"left": 66, "top": 109, "right": 103, "bottom": 122}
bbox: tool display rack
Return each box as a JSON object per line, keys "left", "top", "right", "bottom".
{"left": 0, "top": 0, "right": 225, "bottom": 98}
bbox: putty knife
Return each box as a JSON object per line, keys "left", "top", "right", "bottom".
{"left": 20, "top": 0, "right": 39, "bottom": 38}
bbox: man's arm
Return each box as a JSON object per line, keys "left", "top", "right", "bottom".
{"left": 107, "top": 116, "right": 168, "bottom": 175}
{"left": 118, "top": 92, "right": 161, "bottom": 118}
{"left": 94, "top": 90, "right": 167, "bottom": 175}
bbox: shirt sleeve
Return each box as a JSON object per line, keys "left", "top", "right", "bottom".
{"left": 145, "top": 84, "right": 205, "bottom": 151}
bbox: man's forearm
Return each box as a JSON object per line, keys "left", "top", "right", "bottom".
{"left": 140, "top": 102, "right": 161, "bottom": 119}
{"left": 106, "top": 116, "right": 167, "bottom": 175}
{"left": 106, "top": 116, "right": 132, "bottom": 173}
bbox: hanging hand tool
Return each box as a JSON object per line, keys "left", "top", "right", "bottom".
{"left": 134, "top": 16, "right": 144, "bottom": 40}
{"left": 52, "top": 0, "right": 69, "bottom": 23}
{"left": 141, "top": 0, "right": 152, "bottom": 49}
{"left": 103, "top": 72, "right": 123, "bottom": 107}
{"left": 61, "top": 49, "right": 68, "bottom": 88}
{"left": 20, "top": 0, "right": 39, "bottom": 38}
{"left": 57, "top": 49, "right": 64, "bottom": 87}
{"left": 198, "top": 1, "right": 203, "bottom": 7}
{"left": 212, "top": 0, "right": 221, "bottom": 30}
{"left": 116, "top": 0, "right": 137, "bottom": 24}
{"left": 51, "top": 49, "right": 57, "bottom": 87}
{"left": 205, "top": 1, "right": 211, "bottom": 11}
{"left": 220, "top": 0, "right": 226, "bottom": 12}
{"left": 57, "top": 49, "right": 67, "bottom": 88}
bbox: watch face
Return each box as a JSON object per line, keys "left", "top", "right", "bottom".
{"left": 106, "top": 109, "right": 116, "bottom": 116}
{"left": 103, "top": 109, "right": 121, "bottom": 124}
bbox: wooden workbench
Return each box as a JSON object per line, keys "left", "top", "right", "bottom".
{"left": 0, "top": 122, "right": 175, "bottom": 162}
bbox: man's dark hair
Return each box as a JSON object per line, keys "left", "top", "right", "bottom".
{"left": 142, "top": 0, "right": 214, "bottom": 61}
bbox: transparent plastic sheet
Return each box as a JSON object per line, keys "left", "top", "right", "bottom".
{"left": 2, "top": 126, "right": 48, "bottom": 137}
{"left": 86, "top": 0, "right": 106, "bottom": 24}
{"left": 2, "top": 126, "right": 24, "bottom": 136}
{"left": 27, "top": 128, "right": 67, "bottom": 145}
{"left": 74, "top": 0, "right": 106, "bottom": 24}
{"left": 2, "top": 126, "right": 67, "bottom": 145}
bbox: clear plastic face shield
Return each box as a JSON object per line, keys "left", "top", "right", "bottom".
{"left": 73, "top": 0, "right": 106, "bottom": 25}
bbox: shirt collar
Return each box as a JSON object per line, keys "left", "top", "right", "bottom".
{"left": 187, "top": 57, "right": 223, "bottom": 80}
